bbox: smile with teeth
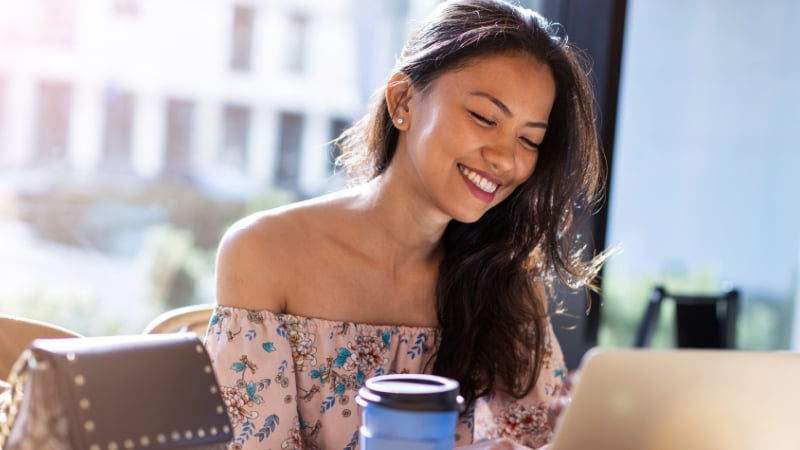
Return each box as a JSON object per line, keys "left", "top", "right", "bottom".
{"left": 459, "top": 164, "right": 499, "bottom": 194}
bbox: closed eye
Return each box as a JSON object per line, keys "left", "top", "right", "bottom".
{"left": 520, "top": 137, "right": 539, "bottom": 150}
{"left": 469, "top": 111, "right": 496, "bottom": 126}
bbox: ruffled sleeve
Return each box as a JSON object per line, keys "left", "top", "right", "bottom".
{"left": 204, "top": 306, "right": 301, "bottom": 450}
{"left": 469, "top": 320, "right": 568, "bottom": 448}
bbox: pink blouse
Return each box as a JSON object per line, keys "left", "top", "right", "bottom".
{"left": 205, "top": 306, "right": 567, "bottom": 449}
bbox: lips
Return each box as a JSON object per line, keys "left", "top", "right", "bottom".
{"left": 458, "top": 164, "right": 499, "bottom": 194}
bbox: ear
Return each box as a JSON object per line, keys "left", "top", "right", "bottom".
{"left": 385, "top": 72, "right": 413, "bottom": 128}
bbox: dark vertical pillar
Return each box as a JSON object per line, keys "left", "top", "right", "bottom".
{"left": 541, "top": 0, "right": 628, "bottom": 369}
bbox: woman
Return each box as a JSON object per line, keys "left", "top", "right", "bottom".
{"left": 206, "top": 0, "right": 607, "bottom": 448}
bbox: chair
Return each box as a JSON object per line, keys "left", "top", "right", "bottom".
{"left": 633, "top": 285, "right": 740, "bottom": 349}
{"left": 0, "top": 314, "right": 83, "bottom": 380}
{"left": 143, "top": 304, "right": 215, "bottom": 336}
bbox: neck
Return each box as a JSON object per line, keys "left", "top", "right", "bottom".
{"left": 350, "top": 172, "right": 449, "bottom": 270}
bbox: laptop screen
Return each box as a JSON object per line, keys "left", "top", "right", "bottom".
{"left": 549, "top": 348, "right": 800, "bottom": 450}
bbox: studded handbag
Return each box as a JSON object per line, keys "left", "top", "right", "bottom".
{"left": 0, "top": 333, "right": 232, "bottom": 450}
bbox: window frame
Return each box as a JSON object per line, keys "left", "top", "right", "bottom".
{"left": 541, "top": 0, "right": 628, "bottom": 368}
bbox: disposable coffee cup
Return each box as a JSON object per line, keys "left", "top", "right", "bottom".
{"left": 356, "top": 374, "right": 465, "bottom": 450}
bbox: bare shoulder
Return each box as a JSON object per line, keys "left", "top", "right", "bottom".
{"left": 215, "top": 209, "right": 293, "bottom": 312}
{"left": 214, "top": 189, "right": 357, "bottom": 312}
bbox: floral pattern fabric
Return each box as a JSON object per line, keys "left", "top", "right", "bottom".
{"left": 205, "top": 306, "right": 567, "bottom": 449}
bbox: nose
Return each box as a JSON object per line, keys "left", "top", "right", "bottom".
{"left": 480, "top": 138, "right": 516, "bottom": 175}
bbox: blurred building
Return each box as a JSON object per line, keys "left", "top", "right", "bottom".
{"left": 0, "top": 0, "right": 438, "bottom": 197}
{"left": 0, "top": 0, "right": 439, "bottom": 335}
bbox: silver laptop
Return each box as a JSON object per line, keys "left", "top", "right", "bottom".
{"left": 549, "top": 348, "right": 800, "bottom": 450}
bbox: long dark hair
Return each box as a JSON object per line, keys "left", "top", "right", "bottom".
{"left": 337, "top": 0, "right": 606, "bottom": 411}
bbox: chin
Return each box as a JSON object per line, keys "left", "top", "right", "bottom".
{"left": 450, "top": 209, "right": 488, "bottom": 225}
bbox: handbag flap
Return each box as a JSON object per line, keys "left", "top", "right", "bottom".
{"left": 30, "top": 333, "right": 232, "bottom": 450}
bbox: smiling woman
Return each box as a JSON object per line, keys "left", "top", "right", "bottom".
{"left": 206, "top": 0, "right": 610, "bottom": 449}
{"left": 382, "top": 53, "right": 555, "bottom": 222}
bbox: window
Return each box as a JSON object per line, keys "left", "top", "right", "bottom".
{"left": 102, "top": 88, "right": 134, "bottom": 169}
{"left": 328, "top": 117, "right": 350, "bottom": 174}
{"left": 230, "top": 6, "right": 254, "bottom": 71}
{"left": 286, "top": 13, "right": 308, "bottom": 73}
{"left": 601, "top": 0, "right": 800, "bottom": 351}
{"left": 34, "top": 81, "right": 71, "bottom": 163}
{"left": 275, "top": 112, "right": 304, "bottom": 189}
{"left": 221, "top": 104, "right": 250, "bottom": 171}
{"left": 163, "top": 99, "right": 194, "bottom": 175}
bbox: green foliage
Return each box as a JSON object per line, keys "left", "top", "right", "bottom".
{"left": 16, "top": 176, "right": 247, "bottom": 253}
{"left": 134, "top": 186, "right": 297, "bottom": 315}
{"left": 599, "top": 264, "right": 794, "bottom": 350}
{"left": 4, "top": 174, "right": 302, "bottom": 335}
{"left": 244, "top": 188, "right": 298, "bottom": 215}
{"left": 0, "top": 286, "right": 124, "bottom": 336}
{"left": 736, "top": 295, "right": 794, "bottom": 350}
{"left": 137, "top": 224, "right": 212, "bottom": 310}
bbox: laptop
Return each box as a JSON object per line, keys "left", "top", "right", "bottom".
{"left": 549, "top": 348, "right": 800, "bottom": 450}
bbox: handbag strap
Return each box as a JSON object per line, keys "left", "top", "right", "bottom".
{"left": 0, "top": 350, "right": 32, "bottom": 449}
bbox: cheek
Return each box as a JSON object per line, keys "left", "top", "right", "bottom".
{"left": 408, "top": 107, "right": 448, "bottom": 154}
{"left": 518, "top": 152, "right": 539, "bottom": 182}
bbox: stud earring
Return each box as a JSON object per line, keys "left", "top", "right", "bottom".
{"left": 396, "top": 117, "right": 404, "bottom": 125}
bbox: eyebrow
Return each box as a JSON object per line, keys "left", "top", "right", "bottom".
{"left": 468, "top": 91, "right": 548, "bottom": 129}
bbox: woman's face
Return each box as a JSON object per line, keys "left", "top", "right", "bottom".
{"left": 396, "top": 52, "right": 556, "bottom": 224}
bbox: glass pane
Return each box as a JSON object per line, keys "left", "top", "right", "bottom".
{"left": 602, "top": 0, "right": 800, "bottom": 350}
{"left": 221, "top": 104, "right": 250, "bottom": 171}
{"left": 102, "top": 87, "right": 134, "bottom": 167}
{"left": 34, "top": 81, "right": 71, "bottom": 162}
{"left": 276, "top": 112, "right": 303, "bottom": 189}
{"left": 164, "top": 98, "right": 194, "bottom": 175}
{"left": 286, "top": 14, "right": 308, "bottom": 73}
{"left": 230, "top": 6, "right": 254, "bottom": 71}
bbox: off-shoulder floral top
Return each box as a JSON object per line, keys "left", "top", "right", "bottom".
{"left": 205, "top": 306, "right": 567, "bottom": 450}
